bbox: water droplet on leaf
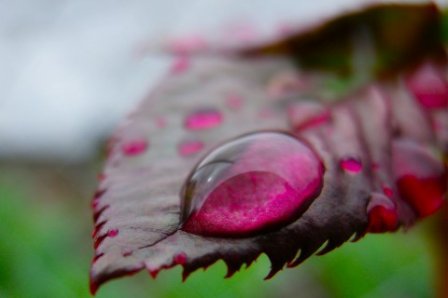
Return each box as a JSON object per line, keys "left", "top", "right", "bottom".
{"left": 180, "top": 132, "right": 324, "bottom": 237}
{"left": 178, "top": 140, "right": 205, "bottom": 157}
{"left": 122, "top": 140, "right": 148, "bottom": 156}
{"left": 107, "top": 229, "right": 119, "bottom": 238}
{"left": 339, "top": 157, "right": 363, "bottom": 174}
{"left": 184, "top": 109, "right": 223, "bottom": 130}
{"left": 392, "top": 139, "right": 447, "bottom": 218}
{"left": 406, "top": 62, "right": 448, "bottom": 109}
{"left": 367, "top": 193, "right": 398, "bottom": 233}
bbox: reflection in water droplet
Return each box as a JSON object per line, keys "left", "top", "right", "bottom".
{"left": 339, "top": 157, "right": 363, "bottom": 174}
{"left": 178, "top": 140, "right": 205, "bottom": 157}
{"left": 184, "top": 109, "right": 223, "bottom": 130}
{"left": 392, "top": 139, "right": 447, "bottom": 218}
{"left": 122, "top": 139, "right": 148, "bottom": 156}
{"left": 180, "top": 132, "right": 324, "bottom": 237}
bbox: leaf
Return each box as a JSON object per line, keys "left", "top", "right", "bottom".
{"left": 90, "top": 4, "right": 448, "bottom": 294}
{"left": 90, "top": 54, "right": 447, "bottom": 294}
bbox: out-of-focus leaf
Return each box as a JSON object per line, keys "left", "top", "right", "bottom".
{"left": 163, "top": 3, "right": 443, "bottom": 76}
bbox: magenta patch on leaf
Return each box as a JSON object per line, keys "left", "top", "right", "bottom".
{"left": 121, "top": 139, "right": 148, "bottom": 156}
{"left": 181, "top": 132, "right": 324, "bottom": 237}
{"left": 367, "top": 205, "right": 399, "bottom": 233}
{"left": 367, "top": 194, "right": 398, "bottom": 233}
{"left": 173, "top": 252, "right": 187, "bottom": 265}
{"left": 392, "top": 139, "right": 447, "bottom": 218}
{"left": 382, "top": 185, "right": 394, "bottom": 198}
{"left": 406, "top": 62, "right": 448, "bottom": 109}
{"left": 184, "top": 108, "right": 223, "bottom": 130}
{"left": 178, "top": 140, "right": 205, "bottom": 157}
{"left": 107, "top": 229, "right": 119, "bottom": 238}
{"left": 339, "top": 158, "right": 363, "bottom": 174}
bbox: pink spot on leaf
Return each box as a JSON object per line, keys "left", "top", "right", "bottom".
{"left": 121, "top": 139, "right": 148, "bottom": 156}
{"left": 367, "top": 193, "right": 398, "bottom": 233}
{"left": 406, "top": 62, "right": 448, "bottom": 109}
{"left": 168, "top": 35, "right": 207, "bottom": 54}
{"left": 340, "top": 158, "right": 363, "bottom": 174}
{"left": 178, "top": 140, "right": 205, "bottom": 157}
{"left": 173, "top": 252, "right": 187, "bottom": 265}
{"left": 288, "top": 102, "right": 331, "bottom": 131}
{"left": 107, "top": 229, "right": 119, "bottom": 238}
{"left": 184, "top": 109, "right": 223, "bottom": 130}
{"left": 170, "top": 56, "right": 190, "bottom": 74}
{"left": 382, "top": 185, "right": 394, "bottom": 198}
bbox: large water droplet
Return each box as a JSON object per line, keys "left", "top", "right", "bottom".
{"left": 392, "top": 139, "right": 447, "bottom": 218}
{"left": 180, "top": 132, "right": 324, "bottom": 237}
{"left": 184, "top": 108, "right": 223, "bottom": 130}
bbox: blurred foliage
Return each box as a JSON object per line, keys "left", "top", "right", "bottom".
{"left": 0, "top": 163, "right": 436, "bottom": 298}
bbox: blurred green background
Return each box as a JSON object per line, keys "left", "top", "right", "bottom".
{"left": 0, "top": 161, "right": 438, "bottom": 298}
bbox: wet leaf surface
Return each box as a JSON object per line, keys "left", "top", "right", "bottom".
{"left": 90, "top": 3, "right": 448, "bottom": 294}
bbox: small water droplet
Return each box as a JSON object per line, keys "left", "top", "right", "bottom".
{"left": 367, "top": 193, "right": 398, "bottom": 233}
{"left": 173, "top": 252, "right": 187, "bottom": 265}
{"left": 340, "top": 158, "right": 363, "bottom": 174}
{"left": 107, "top": 229, "right": 119, "bottom": 238}
{"left": 382, "top": 185, "right": 394, "bottom": 198}
{"left": 180, "top": 132, "right": 324, "bottom": 237}
{"left": 122, "top": 139, "right": 148, "bottom": 156}
{"left": 178, "top": 140, "right": 205, "bottom": 157}
{"left": 406, "top": 62, "right": 448, "bottom": 109}
{"left": 184, "top": 108, "right": 223, "bottom": 130}
{"left": 288, "top": 102, "right": 331, "bottom": 131}
{"left": 170, "top": 56, "right": 190, "bottom": 74}
{"left": 393, "top": 139, "right": 447, "bottom": 217}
